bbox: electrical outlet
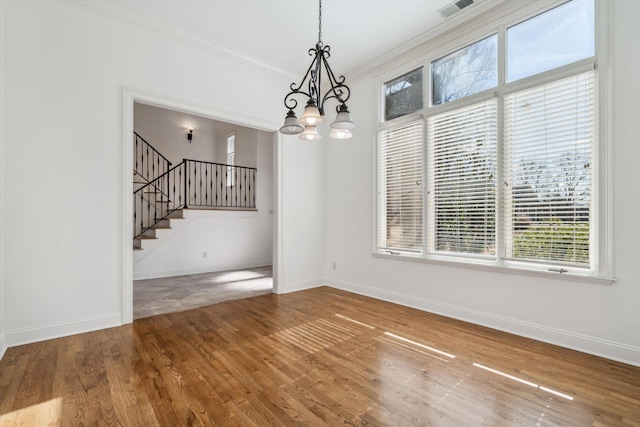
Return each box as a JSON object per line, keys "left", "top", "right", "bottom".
{"left": 332, "top": 261, "right": 336, "bottom": 270}
{"left": 203, "top": 252, "right": 207, "bottom": 258}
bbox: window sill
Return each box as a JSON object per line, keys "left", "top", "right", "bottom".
{"left": 372, "top": 251, "right": 617, "bottom": 286}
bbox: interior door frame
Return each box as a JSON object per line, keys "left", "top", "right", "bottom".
{"left": 122, "top": 87, "right": 282, "bottom": 324}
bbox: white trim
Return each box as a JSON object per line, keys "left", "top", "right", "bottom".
{"left": 0, "top": 0, "right": 6, "bottom": 362}
{"left": 373, "top": 1, "right": 590, "bottom": 125}
{"left": 326, "top": 278, "right": 640, "bottom": 367}
{"left": 595, "top": 0, "right": 613, "bottom": 279}
{"left": 133, "top": 261, "right": 273, "bottom": 281}
{"left": 363, "top": 0, "right": 566, "bottom": 81}
{"left": 123, "top": 87, "right": 281, "bottom": 322}
{"left": 226, "top": 133, "right": 236, "bottom": 187}
{"left": 371, "top": 104, "right": 381, "bottom": 255}
{"left": 128, "top": 89, "right": 279, "bottom": 133}
{"left": 278, "top": 277, "right": 324, "bottom": 294}
{"left": 122, "top": 89, "right": 134, "bottom": 325}
{"left": 0, "top": 334, "right": 6, "bottom": 363}
{"left": 354, "top": 0, "right": 510, "bottom": 81}
{"left": 273, "top": 133, "right": 284, "bottom": 294}
{"left": 422, "top": 59, "right": 596, "bottom": 120}
{"left": 4, "top": 313, "right": 122, "bottom": 348}
{"left": 378, "top": 111, "right": 424, "bottom": 132}
{"left": 373, "top": 251, "right": 616, "bottom": 286}
{"left": 65, "top": 0, "right": 295, "bottom": 82}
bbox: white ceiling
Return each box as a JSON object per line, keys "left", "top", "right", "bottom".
{"left": 107, "top": 0, "right": 470, "bottom": 78}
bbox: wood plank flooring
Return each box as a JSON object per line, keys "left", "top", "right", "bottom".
{"left": 1, "top": 287, "right": 639, "bottom": 426}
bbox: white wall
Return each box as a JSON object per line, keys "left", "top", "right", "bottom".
{"left": 324, "top": 0, "right": 640, "bottom": 366}
{"left": 276, "top": 135, "right": 326, "bottom": 293}
{"left": 233, "top": 128, "right": 257, "bottom": 169}
{"left": 0, "top": 0, "right": 323, "bottom": 347}
{"left": 132, "top": 130, "right": 273, "bottom": 280}
{"left": 134, "top": 103, "right": 260, "bottom": 169}
{"left": 134, "top": 103, "right": 219, "bottom": 166}
{"left": 215, "top": 123, "right": 259, "bottom": 169}
{"left": 133, "top": 210, "right": 273, "bottom": 280}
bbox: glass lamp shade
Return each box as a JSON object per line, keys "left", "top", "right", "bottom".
{"left": 298, "top": 100, "right": 325, "bottom": 126}
{"left": 299, "top": 125, "right": 322, "bottom": 141}
{"left": 329, "top": 128, "right": 352, "bottom": 140}
{"left": 279, "top": 110, "right": 304, "bottom": 135}
{"left": 331, "top": 104, "right": 356, "bottom": 129}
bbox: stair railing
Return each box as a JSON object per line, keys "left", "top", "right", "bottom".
{"left": 133, "top": 131, "right": 172, "bottom": 184}
{"left": 183, "top": 159, "right": 257, "bottom": 209}
{"left": 133, "top": 162, "right": 183, "bottom": 239}
{"left": 134, "top": 159, "right": 257, "bottom": 239}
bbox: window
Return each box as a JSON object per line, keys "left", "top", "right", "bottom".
{"left": 378, "top": 121, "right": 423, "bottom": 252}
{"left": 507, "top": 0, "right": 595, "bottom": 82}
{"left": 503, "top": 72, "right": 594, "bottom": 266}
{"left": 226, "top": 133, "right": 235, "bottom": 187}
{"left": 431, "top": 35, "right": 497, "bottom": 106}
{"left": 383, "top": 67, "right": 423, "bottom": 121}
{"left": 377, "top": 0, "right": 602, "bottom": 277}
{"left": 427, "top": 99, "right": 497, "bottom": 256}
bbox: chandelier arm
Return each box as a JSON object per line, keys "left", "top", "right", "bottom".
{"left": 321, "top": 49, "right": 346, "bottom": 88}
{"left": 283, "top": 89, "right": 314, "bottom": 111}
{"left": 307, "top": 69, "right": 319, "bottom": 107}
{"left": 289, "top": 47, "right": 319, "bottom": 93}
{"left": 320, "top": 84, "right": 351, "bottom": 112}
{"left": 317, "top": 51, "right": 351, "bottom": 112}
{"left": 283, "top": 47, "right": 321, "bottom": 110}
{"left": 309, "top": 43, "right": 324, "bottom": 109}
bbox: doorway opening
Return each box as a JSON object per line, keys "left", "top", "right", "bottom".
{"left": 124, "top": 90, "right": 279, "bottom": 323}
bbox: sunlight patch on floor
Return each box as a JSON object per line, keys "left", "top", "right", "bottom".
{"left": 334, "top": 313, "right": 376, "bottom": 329}
{"left": 0, "top": 397, "right": 62, "bottom": 425}
{"left": 384, "top": 332, "right": 457, "bottom": 359}
{"left": 473, "top": 363, "right": 574, "bottom": 400}
{"left": 206, "top": 270, "right": 266, "bottom": 283}
{"left": 270, "top": 319, "right": 361, "bottom": 354}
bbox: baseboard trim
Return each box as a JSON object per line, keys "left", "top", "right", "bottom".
{"left": 4, "top": 313, "right": 122, "bottom": 348}
{"left": 133, "top": 261, "right": 273, "bottom": 281}
{"left": 277, "top": 277, "right": 324, "bottom": 294}
{"left": 326, "top": 278, "right": 640, "bottom": 367}
{"left": 0, "top": 333, "right": 7, "bottom": 362}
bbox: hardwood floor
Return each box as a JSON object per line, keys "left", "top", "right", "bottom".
{"left": 1, "top": 287, "right": 639, "bottom": 426}
{"left": 133, "top": 266, "right": 273, "bottom": 319}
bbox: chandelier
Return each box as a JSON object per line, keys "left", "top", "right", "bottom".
{"left": 279, "top": 0, "right": 355, "bottom": 140}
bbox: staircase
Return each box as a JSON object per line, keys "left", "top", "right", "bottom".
{"left": 132, "top": 172, "right": 185, "bottom": 250}
{"left": 133, "top": 132, "right": 257, "bottom": 250}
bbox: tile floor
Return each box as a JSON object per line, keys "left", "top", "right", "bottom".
{"left": 133, "top": 265, "right": 273, "bottom": 319}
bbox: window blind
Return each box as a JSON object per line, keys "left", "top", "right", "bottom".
{"left": 378, "top": 120, "right": 424, "bottom": 252}
{"left": 503, "top": 71, "right": 595, "bottom": 266}
{"left": 427, "top": 99, "right": 497, "bottom": 256}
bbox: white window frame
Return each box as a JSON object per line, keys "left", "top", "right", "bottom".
{"left": 373, "top": 0, "right": 614, "bottom": 284}
{"left": 226, "top": 133, "right": 235, "bottom": 187}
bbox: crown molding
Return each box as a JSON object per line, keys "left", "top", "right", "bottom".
{"left": 350, "top": 0, "right": 510, "bottom": 80}
{"left": 65, "top": 0, "right": 297, "bottom": 82}
{"left": 351, "top": 0, "right": 575, "bottom": 80}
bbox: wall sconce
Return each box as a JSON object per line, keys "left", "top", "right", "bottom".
{"left": 187, "top": 128, "right": 193, "bottom": 143}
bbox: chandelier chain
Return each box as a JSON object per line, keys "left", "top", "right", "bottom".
{"left": 318, "top": 0, "right": 322, "bottom": 44}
